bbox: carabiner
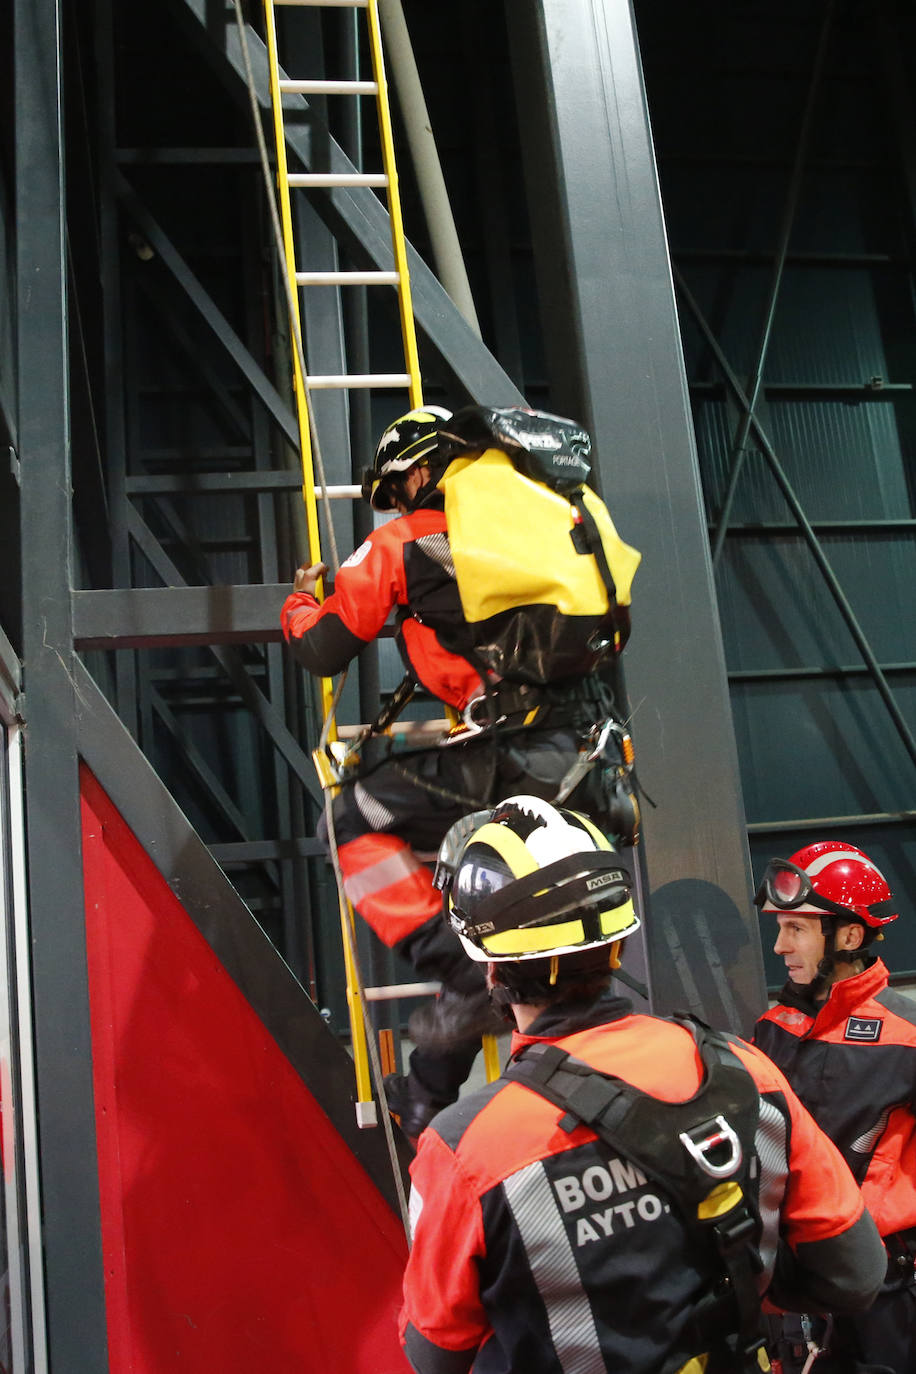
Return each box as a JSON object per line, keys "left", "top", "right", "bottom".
{"left": 679, "top": 1115, "right": 743, "bottom": 1178}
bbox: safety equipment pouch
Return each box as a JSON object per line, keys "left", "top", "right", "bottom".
{"left": 436, "top": 406, "right": 641, "bottom": 685}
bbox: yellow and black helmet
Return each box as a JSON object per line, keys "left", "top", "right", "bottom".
{"left": 361, "top": 405, "right": 452, "bottom": 511}
{"left": 434, "top": 795, "right": 639, "bottom": 964}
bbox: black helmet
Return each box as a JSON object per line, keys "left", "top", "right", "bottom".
{"left": 361, "top": 405, "right": 452, "bottom": 511}
{"left": 434, "top": 795, "right": 639, "bottom": 963}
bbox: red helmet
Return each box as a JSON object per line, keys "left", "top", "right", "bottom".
{"left": 754, "top": 841, "right": 897, "bottom": 929}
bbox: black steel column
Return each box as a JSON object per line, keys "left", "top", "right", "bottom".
{"left": 506, "top": 0, "right": 766, "bottom": 1031}
{"left": 15, "top": 0, "right": 110, "bottom": 1365}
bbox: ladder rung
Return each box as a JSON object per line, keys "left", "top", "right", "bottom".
{"left": 364, "top": 982, "right": 441, "bottom": 1002}
{"left": 336, "top": 718, "right": 450, "bottom": 738}
{"left": 279, "top": 79, "right": 378, "bottom": 96}
{"left": 307, "top": 373, "right": 411, "bottom": 390}
{"left": 313, "top": 484, "right": 363, "bottom": 500}
{"left": 288, "top": 172, "right": 387, "bottom": 188}
{"left": 296, "top": 270, "right": 399, "bottom": 286}
{"left": 274, "top": 1, "right": 368, "bottom": 6}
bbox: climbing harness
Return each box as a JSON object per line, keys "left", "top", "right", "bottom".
{"left": 503, "top": 1015, "right": 770, "bottom": 1374}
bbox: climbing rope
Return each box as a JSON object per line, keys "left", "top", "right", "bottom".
{"left": 233, "top": 0, "right": 412, "bottom": 1237}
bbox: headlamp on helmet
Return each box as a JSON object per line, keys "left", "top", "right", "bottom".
{"left": 435, "top": 795, "right": 639, "bottom": 963}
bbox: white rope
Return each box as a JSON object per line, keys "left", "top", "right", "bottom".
{"left": 233, "top": 0, "right": 412, "bottom": 1238}
{"left": 323, "top": 785, "right": 413, "bottom": 1241}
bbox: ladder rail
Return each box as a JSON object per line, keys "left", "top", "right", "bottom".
{"left": 262, "top": 0, "right": 332, "bottom": 681}
{"left": 365, "top": 0, "right": 423, "bottom": 409}
{"left": 261, "top": 0, "right": 430, "bottom": 1132}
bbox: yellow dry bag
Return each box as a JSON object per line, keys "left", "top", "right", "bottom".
{"left": 436, "top": 407, "right": 641, "bottom": 686}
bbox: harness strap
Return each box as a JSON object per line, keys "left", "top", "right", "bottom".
{"left": 503, "top": 1019, "right": 767, "bottom": 1373}
{"left": 570, "top": 491, "right": 619, "bottom": 610}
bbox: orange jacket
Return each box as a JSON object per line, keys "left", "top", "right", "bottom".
{"left": 281, "top": 503, "right": 481, "bottom": 711}
{"left": 401, "top": 998, "right": 884, "bottom": 1374}
{"left": 754, "top": 956, "right": 916, "bottom": 1239}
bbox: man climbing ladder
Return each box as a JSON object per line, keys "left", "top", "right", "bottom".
{"left": 282, "top": 403, "right": 641, "bottom": 1140}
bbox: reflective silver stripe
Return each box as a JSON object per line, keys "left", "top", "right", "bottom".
{"left": 851, "top": 1107, "right": 889, "bottom": 1154}
{"left": 503, "top": 1163, "right": 605, "bottom": 1374}
{"left": 415, "top": 531, "right": 455, "bottom": 576}
{"left": 807, "top": 849, "right": 877, "bottom": 879}
{"left": 343, "top": 848, "right": 423, "bottom": 905}
{"left": 353, "top": 781, "right": 398, "bottom": 830}
{"left": 754, "top": 1097, "right": 789, "bottom": 1288}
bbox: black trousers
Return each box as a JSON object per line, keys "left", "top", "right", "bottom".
{"left": 772, "top": 1251, "right": 916, "bottom": 1373}
{"left": 330, "top": 721, "right": 607, "bottom": 853}
{"left": 329, "top": 722, "right": 606, "bottom": 1107}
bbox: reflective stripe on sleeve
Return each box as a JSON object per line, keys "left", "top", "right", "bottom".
{"left": 754, "top": 1096, "right": 790, "bottom": 1288}
{"left": 343, "top": 846, "right": 426, "bottom": 906}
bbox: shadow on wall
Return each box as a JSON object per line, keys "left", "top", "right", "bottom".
{"left": 647, "top": 879, "right": 763, "bottom": 1038}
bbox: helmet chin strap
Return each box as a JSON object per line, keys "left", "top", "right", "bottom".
{"left": 404, "top": 459, "right": 446, "bottom": 511}
{"left": 487, "top": 976, "right": 522, "bottom": 1024}
{"left": 808, "top": 916, "right": 868, "bottom": 998}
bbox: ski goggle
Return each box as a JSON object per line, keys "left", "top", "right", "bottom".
{"left": 753, "top": 859, "right": 852, "bottom": 919}
{"left": 753, "top": 858, "right": 897, "bottom": 927}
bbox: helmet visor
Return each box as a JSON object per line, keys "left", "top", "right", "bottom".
{"left": 453, "top": 850, "right": 637, "bottom": 957}
{"left": 453, "top": 852, "right": 512, "bottom": 909}
{"left": 361, "top": 467, "right": 398, "bottom": 511}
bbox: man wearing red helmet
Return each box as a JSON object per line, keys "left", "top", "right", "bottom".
{"left": 754, "top": 840, "right": 916, "bottom": 1374}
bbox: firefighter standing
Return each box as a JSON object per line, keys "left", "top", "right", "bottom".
{"left": 399, "top": 797, "right": 886, "bottom": 1374}
{"left": 754, "top": 841, "right": 916, "bottom": 1374}
{"left": 282, "top": 406, "right": 636, "bottom": 1140}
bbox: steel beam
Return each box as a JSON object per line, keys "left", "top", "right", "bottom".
{"left": 675, "top": 268, "right": 916, "bottom": 774}
{"left": 506, "top": 0, "right": 766, "bottom": 1032}
{"left": 710, "top": 1, "right": 835, "bottom": 567}
{"left": 115, "top": 173, "right": 302, "bottom": 449}
{"left": 73, "top": 584, "right": 288, "bottom": 648}
{"left": 15, "top": 0, "right": 109, "bottom": 1364}
{"left": 127, "top": 470, "right": 349, "bottom": 494}
{"left": 210, "top": 838, "right": 326, "bottom": 862}
{"left": 123, "top": 507, "right": 325, "bottom": 806}
{"left": 72, "top": 658, "right": 412, "bottom": 1203}
{"left": 174, "top": 0, "right": 526, "bottom": 407}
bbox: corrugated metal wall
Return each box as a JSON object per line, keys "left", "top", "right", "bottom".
{"left": 634, "top": 0, "right": 916, "bottom": 982}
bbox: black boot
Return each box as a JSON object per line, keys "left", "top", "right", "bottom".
{"left": 383, "top": 1073, "right": 448, "bottom": 1146}
{"left": 396, "top": 916, "right": 506, "bottom": 1049}
{"left": 407, "top": 984, "right": 505, "bottom": 1049}
{"left": 384, "top": 1037, "right": 486, "bottom": 1145}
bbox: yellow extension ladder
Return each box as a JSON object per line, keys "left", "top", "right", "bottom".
{"left": 262, "top": 0, "right": 501, "bottom": 1126}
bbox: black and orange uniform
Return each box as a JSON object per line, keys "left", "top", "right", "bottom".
{"left": 282, "top": 496, "right": 480, "bottom": 714}
{"left": 754, "top": 955, "right": 916, "bottom": 1371}
{"left": 282, "top": 485, "right": 610, "bottom": 1115}
{"left": 401, "top": 995, "right": 885, "bottom": 1374}
{"left": 281, "top": 487, "right": 606, "bottom": 954}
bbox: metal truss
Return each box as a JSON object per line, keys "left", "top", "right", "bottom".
{"left": 659, "top": 0, "right": 916, "bottom": 839}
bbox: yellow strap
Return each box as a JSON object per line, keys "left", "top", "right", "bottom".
{"left": 675, "top": 1357, "right": 708, "bottom": 1374}
{"left": 482, "top": 1034, "right": 501, "bottom": 1083}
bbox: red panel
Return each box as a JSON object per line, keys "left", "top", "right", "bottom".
{"left": 80, "top": 766, "right": 410, "bottom": 1373}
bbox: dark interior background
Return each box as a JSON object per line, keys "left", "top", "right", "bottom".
{"left": 4, "top": 0, "right": 915, "bottom": 998}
